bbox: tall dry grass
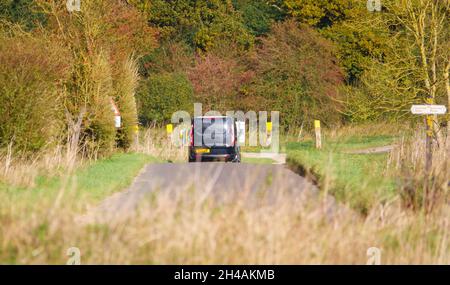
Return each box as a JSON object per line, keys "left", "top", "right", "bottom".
{"left": 0, "top": 144, "right": 66, "bottom": 188}
{"left": 388, "top": 129, "right": 449, "bottom": 211}
{"left": 135, "top": 127, "right": 188, "bottom": 162}
{"left": 0, "top": 175, "right": 448, "bottom": 264}
{"left": 0, "top": 115, "right": 91, "bottom": 188}
{"left": 0, "top": 125, "right": 179, "bottom": 189}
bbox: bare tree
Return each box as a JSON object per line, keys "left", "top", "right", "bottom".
{"left": 385, "top": 0, "right": 449, "bottom": 129}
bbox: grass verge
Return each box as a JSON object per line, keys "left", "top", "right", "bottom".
{"left": 241, "top": 157, "right": 275, "bottom": 164}
{"left": 287, "top": 135, "right": 396, "bottom": 214}
{"left": 0, "top": 153, "right": 160, "bottom": 207}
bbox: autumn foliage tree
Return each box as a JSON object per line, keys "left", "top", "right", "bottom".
{"left": 0, "top": 0, "right": 157, "bottom": 154}
{"left": 188, "top": 53, "right": 254, "bottom": 111}
{"left": 278, "top": 0, "right": 355, "bottom": 27}
{"left": 251, "top": 20, "right": 345, "bottom": 129}
{"left": 144, "top": 0, "right": 254, "bottom": 51}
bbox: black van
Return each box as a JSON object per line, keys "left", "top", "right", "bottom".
{"left": 188, "top": 116, "right": 241, "bottom": 163}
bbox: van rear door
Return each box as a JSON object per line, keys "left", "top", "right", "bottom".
{"left": 193, "top": 117, "right": 235, "bottom": 147}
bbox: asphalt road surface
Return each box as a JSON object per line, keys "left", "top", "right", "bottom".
{"left": 82, "top": 163, "right": 339, "bottom": 223}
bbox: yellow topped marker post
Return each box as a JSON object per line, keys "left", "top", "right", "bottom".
{"left": 266, "top": 122, "right": 273, "bottom": 132}
{"left": 166, "top": 124, "right": 173, "bottom": 134}
{"left": 133, "top": 125, "right": 140, "bottom": 149}
{"left": 266, "top": 121, "right": 273, "bottom": 146}
{"left": 314, "top": 120, "right": 322, "bottom": 149}
{"left": 166, "top": 124, "right": 174, "bottom": 143}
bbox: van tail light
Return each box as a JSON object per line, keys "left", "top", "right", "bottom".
{"left": 231, "top": 124, "right": 235, "bottom": 147}
{"left": 190, "top": 125, "right": 194, "bottom": 146}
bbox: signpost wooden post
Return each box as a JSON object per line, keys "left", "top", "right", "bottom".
{"left": 410, "top": 105, "right": 447, "bottom": 175}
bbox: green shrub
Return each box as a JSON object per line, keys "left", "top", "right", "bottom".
{"left": 145, "top": 0, "right": 254, "bottom": 52}
{"left": 136, "top": 72, "right": 194, "bottom": 125}
{"left": 0, "top": 0, "right": 47, "bottom": 30}
{"left": 0, "top": 30, "right": 70, "bottom": 152}
{"left": 233, "top": 0, "right": 282, "bottom": 36}
{"left": 281, "top": 0, "right": 355, "bottom": 28}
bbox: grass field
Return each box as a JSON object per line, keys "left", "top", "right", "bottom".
{"left": 0, "top": 153, "right": 160, "bottom": 210}
{"left": 286, "top": 135, "right": 397, "bottom": 213}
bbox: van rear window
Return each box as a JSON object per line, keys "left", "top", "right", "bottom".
{"left": 193, "top": 117, "right": 234, "bottom": 147}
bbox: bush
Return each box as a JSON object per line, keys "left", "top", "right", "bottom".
{"left": 139, "top": 41, "right": 194, "bottom": 76}
{"left": 0, "top": 0, "right": 47, "bottom": 30}
{"left": 251, "top": 20, "right": 345, "bottom": 129}
{"left": 0, "top": 0, "right": 156, "bottom": 156}
{"left": 136, "top": 73, "right": 194, "bottom": 125}
{"left": 48, "top": 0, "right": 155, "bottom": 155}
{"left": 0, "top": 30, "right": 70, "bottom": 152}
{"left": 233, "top": 0, "right": 282, "bottom": 36}
{"left": 282, "top": 0, "right": 355, "bottom": 28}
{"left": 188, "top": 53, "right": 254, "bottom": 112}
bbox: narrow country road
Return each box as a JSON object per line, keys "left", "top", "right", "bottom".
{"left": 81, "top": 163, "right": 340, "bottom": 224}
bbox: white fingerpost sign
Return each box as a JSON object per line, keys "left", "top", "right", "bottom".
{"left": 410, "top": 105, "right": 447, "bottom": 115}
